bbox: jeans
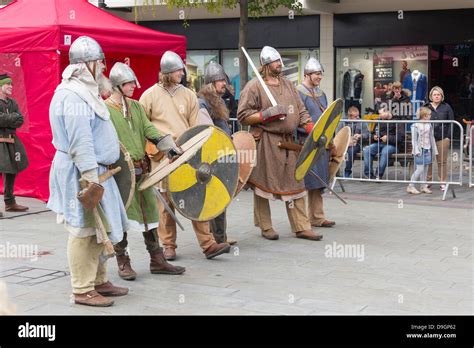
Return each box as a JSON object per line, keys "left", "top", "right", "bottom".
{"left": 344, "top": 144, "right": 361, "bottom": 177}
{"left": 363, "top": 143, "right": 397, "bottom": 178}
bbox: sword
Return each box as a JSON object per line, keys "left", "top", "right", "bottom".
{"left": 309, "top": 169, "right": 347, "bottom": 205}
{"left": 152, "top": 187, "right": 185, "bottom": 231}
{"left": 241, "top": 46, "right": 277, "bottom": 107}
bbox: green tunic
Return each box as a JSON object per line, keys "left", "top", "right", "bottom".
{"left": 106, "top": 97, "right": 163, "bottom": 227}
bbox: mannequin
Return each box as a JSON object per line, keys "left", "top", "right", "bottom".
{"left": 403, "top": 69, "right": 427, "bottom": 118}
{"left": 343, "top": 68, "right": 364, "bottom": 113}
{"left": 399, "top": 60, "right": 411, "bottom": 83}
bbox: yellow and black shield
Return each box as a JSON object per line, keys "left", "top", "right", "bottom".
{"left": 167, "top": 125, "right": 239, "bottom": 221}
{"left": 295, "top": 98, "right": 344, "bottom": 181}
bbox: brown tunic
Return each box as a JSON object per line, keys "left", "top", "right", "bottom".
{"left": 237, "top": 77, "right": 311, "bottom": 196}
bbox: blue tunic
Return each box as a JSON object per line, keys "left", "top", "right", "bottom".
{"left": 47, "top": 89, "right": 128, "bottom": 243}
{"left": 296, "top": 84, "right": 330, "bottom": 191}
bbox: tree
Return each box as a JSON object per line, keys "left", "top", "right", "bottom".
{"left": 146, "top": 0, "right": 302, "bottom": 91}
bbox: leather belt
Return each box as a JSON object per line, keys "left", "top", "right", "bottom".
{"left": 0, "top": 134, "right": 14, "bottom": 143}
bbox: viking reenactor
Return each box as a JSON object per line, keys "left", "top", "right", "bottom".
{"left": 237, "top": 46, "right": 322, "bottom": 241}
{"left": 296, "top": 58, "right": 336, "bottom": 228}
{"left": 105, "top": 62, "right": 185, "bottom": 280}
{"left": 0, "top": 73, "right": 29, "bottom": 212}
{"left": 196, "top": 61, "right": 236, "bottom": 245}
{"left": 48, "top": 36, "right": 129, "bottom": 307}
{"left": 139, "top": 51, "right": 231, "bottom": 260}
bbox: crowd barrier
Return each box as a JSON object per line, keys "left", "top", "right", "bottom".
{"left": 330, "top": 119, "right": 464, "bottom": 201}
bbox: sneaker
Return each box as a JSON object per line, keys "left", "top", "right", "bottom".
{"left": 420, "top": 186, "right": 432, "bottom": 194}
{"left": 406, "top": 186, "right": 420, "bottom": 194}
{"left": 440, "top": 185, "right": 446, "bottom": 191}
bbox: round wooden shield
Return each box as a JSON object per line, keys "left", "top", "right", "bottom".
{"left": 113, "top": 143, "right": 135, "bottom": 210}
{"left": 295, "top": 99, "right": 344, "bottom": 181}
{"left": 328, "top": 126, "right": 352, "bottom": 182}
{"left": 138, "top": 127, "right": 213, "bottom": 191}
{"left": 232, "top": 131, "right": 256, "bottom": 197}
{"left": 167, "top": 125, "right": 239, "bottom": 221}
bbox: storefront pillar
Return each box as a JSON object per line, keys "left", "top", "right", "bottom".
{"left": 319, "top": 13, "right": 334, "bottom": 101}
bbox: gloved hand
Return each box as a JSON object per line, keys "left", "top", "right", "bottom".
{"left": 260, "top": 105, "right": 286, "bottom": 124}
{"left": 304, "top": 122, "right": 314, "bottom": 134}
{"left": 77, "top": 182, "right": 104, "bottom": 210}
{"left": 156, "top": 134, "right": 183, "bottom": 160}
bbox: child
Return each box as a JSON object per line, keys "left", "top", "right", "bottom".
{"left": 342, "top": 106, "right": 367, "bottom": 177}
{"left": 407, "top": 107, "right": 438, "bottom": 194}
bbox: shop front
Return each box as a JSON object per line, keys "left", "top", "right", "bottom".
{"left": 334, "top": 9, "right": 474, "bottom": 121}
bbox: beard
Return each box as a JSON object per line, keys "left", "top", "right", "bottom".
{"left": 268, "top": 65, "right": 282, "bottom": 78}
{"left": 97, "top": 73, "right": 114, "bottom": 99}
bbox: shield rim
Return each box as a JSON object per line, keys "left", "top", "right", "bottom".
{"left": 117, "top": 142, "right": 136, "bottom": 211}
{"left": 295, "top": 98, "right": 344, "bottom": 181}
{"left": 232, "top": 131, "right": 256, "bottom": 197}
{"left": 138, "top": 127, "right": 213, "bottom": 191}
{"left": 328, "top": 126, "right": 352, "bottom": 182}
{"left": 168, "top": 125, "right": 240, "bottom": 221}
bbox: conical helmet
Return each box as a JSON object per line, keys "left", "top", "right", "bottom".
{"left": 204, "top": 61, "right": 227, "bottom": 84}
{"left": 304, "top": 57, "right": 324, "bottom": 74}
{"left": 160, "top": 51, "right": 185, "bottom": 74}
{"left": 69, "top": 36, "right": 104, "bottom": 64}
{"left": 260, "top": 46, "right": 284, "bottom": 67}
{"left": 109, "top": 62, "right": 141, "bottom": 89}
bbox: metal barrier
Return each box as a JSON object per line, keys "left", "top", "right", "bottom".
{"left": 331, "top": 119, "right": 464, "bottom": 200}
{"left": 468, "top": 125, "right": 473, "bottom": 188}
{"left": 229, "top": 118, "right": 240, "bottom": 134}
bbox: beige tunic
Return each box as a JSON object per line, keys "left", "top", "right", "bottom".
{"left": 237, "top": 77, "right": 311, "bottom": 197}
{"left": 139, "top": 83, "right": 199, "bottom": 141}
{"left": 139, "top": 83, "right": 200, "bottom": 189}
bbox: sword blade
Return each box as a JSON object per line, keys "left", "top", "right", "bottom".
{"left": 241, "top": 46, "right": 277, "bottom": 107}
{"left": 153, "top": 187, "right": 185, "bottom": 231}
{"left": 309, "top": 169, "right": 347, "bottom": 205}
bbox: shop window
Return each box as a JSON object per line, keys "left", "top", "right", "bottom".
{"left": 222, "top": 48, "right": 319, "bottom": 100}
{"left": 336, "top": 46, "right": 429, "bottom": 119}
{"left": 431, "top": 44, "right": 474, "bottom": 122}
{"left": 186, "top": 50, "right": 219, "bottom": 92}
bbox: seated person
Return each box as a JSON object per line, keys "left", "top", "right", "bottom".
{"left": 338, "top": 106, "right": 369, "bottom": 177}
{"left": 363, "top": 108, "right": 405, "bottom": 179}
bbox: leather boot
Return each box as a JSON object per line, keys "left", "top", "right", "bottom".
{"left": 204, "top": 242, "right": 231, "bottom": 259}
{"left": 74, "top": 290, "right": 114, "bottom": 307}
{"left": 295, "top": 229, "right": 323, "bottom": 241}
{"left": 95, "top": 281, "right": 129, "bottom": 297}
{"left": 5, "top": 203, "right": 29, "bottom": 212}
{"left": 150, "top": 248, "right": 186, "bottom": 275}
{"left": 114, "top": 232, "right": 137, "bottom": 281}
{"left": 261, "top": 228, "right": 279, "bottom": 240}
{"left": 116, "top": 253, "right": 137, "bottom": 281}
{"left": 143, "top": 229, "right": 185, "bottom": 275}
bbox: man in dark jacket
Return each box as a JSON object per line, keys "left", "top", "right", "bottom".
{"left": 0, "top": 73, "right": 29, "bottom": 212}
{"left": 363, "top": 84, "right": 407, "bottom": 179}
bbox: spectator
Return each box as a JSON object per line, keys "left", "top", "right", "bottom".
{"left": 384, "top": 81, "right": 412, "bottom": 120}
{"left": 339, "top": 106, "right": 369, "bottom": 177}
{"left": 0, "top": 73, "right": 29, "bottom": 212}
{"left": 424, "top": 86, "right": 454, "bottom": 191}
{"left": 407, "top": 107, "right": 438, "bottom": 194}
{"left": 363, "top": 105, "right": 405, "bottom": 179}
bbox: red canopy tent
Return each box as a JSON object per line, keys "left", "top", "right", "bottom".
{"left": 0, "top": 0, "right": 186, "bottom": 202}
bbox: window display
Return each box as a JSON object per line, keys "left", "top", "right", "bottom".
{"left": 222, "top": 48, "right": 319, "bottom": 100}
{"left": 186, "top": 50, "right": 219, "bottom": 92}
{"left": 336, "top": 46, "right": 429, "bottom": 118}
